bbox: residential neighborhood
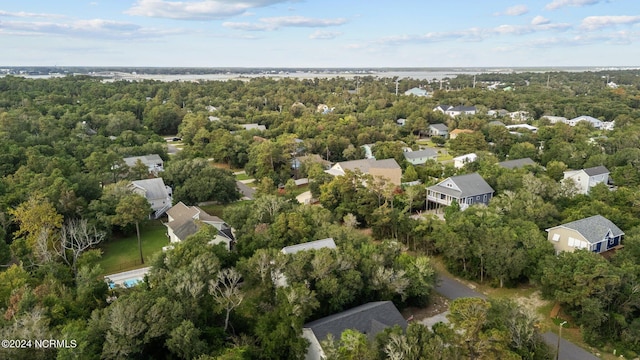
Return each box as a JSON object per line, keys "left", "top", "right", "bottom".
{"left": 1, "top": 68, "right": 639, "bottom": 360}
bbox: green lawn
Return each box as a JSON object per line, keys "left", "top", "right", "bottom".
{"left": 200, "top": 200, "right": 253, "bottom": 218}
{"left": 235, "top": 173, "right": 251, "bottom": 181}
{"left": 98, "top": 220, "right": 169, "bottom": 275}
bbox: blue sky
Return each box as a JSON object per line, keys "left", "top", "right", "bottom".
{"left": 1, "top": 0, "right": 639, "bottom": 67}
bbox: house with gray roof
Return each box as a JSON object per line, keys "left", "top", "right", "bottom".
{"left": 427, "top": 123, "right": 449, "bottom": 138}
{"left": 164, "top": 202, "right": 235, "bottom": 250}
{"left": 445, "top": 105, "right": 476, "bottom": 118}
{"left": 302, "top": 301, "right": 407, "bottom": 360}
{"left": 427, "top": 173, "right": 494, "bottom": 210}
{"left": 498, "top": 157, "right": 536, "bottom": 170}
{"left": 123, "top": 154, "right": 164, "bottom": 176}
{"left": 546, "top": 215, "right": 624, "bottom": 254}
{"left": 563, "top": 165, "right": 609, "bottom": 195}
{"left": 403, "top": 148, "right": 438, "bottom": 166}
{"left": 433, "top": 104, "right": 452, "bottom": 114}
{"left": 567, "top": 115, "right": 604, "bottom": 129}
{"left": 129, "top": 178, "right": 172, "bottom": 219}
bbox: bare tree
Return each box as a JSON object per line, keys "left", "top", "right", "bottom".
{"left": 209, "top": 268, "right": 244, "bottom": 332}
{"left": 56, "top": 219, "right": 106, "bottom": 275}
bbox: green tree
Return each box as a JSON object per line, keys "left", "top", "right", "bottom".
{"left": 112, "top": 194, "right": 151, "bottom": 264}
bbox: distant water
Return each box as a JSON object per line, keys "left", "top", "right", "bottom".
{"left": 4, "top": 67, "right": 637, "bottom": 82}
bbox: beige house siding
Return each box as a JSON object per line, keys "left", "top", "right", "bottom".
{"left": 370, "top": 167, "right": 402, "bottom": 186}
{"left": 547, "top": 227, "right": 590, "bottom": 254}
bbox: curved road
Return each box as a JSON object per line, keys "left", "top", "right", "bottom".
{"left": 435, "top": 272, "right": 599, "bottom": 360}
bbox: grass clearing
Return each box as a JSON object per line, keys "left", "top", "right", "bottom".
{"left": 98, "top": 220, "right": 169, "bottom": 275}
{"left": 200, "top": 200, "right": 253, "bottom": 218}
{"left": 235, "top": 173, "right": 251, "bottom": 181}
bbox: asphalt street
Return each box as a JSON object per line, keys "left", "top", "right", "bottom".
{"left": 435, "top": 272, "right": 599, "bottom": 360}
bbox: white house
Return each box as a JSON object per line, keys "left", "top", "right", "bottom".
{"left": 567, "top": 115, "right": 604, "bottom": 129}
{"left": 403, "top": 148, "right": 438, "bottom": 165}
{"left": 445, "top": 105, "right": 477, "bottom": 118}
{"left": 404, "top": 87, "right": 429, "bottom": 97}
{"left": 453, "top": 153, "right": 477, "bottom": 168}
{"left": 427, "top": 123, "right": 449, "bottom": 138}
{"left": 129, "top": 178, "right": 172, "bottom": 219}
{"left": 563, "top": 165, "right": 610, "bottom": 195}
{"left": 240, "top": 123, "right": 267, "bottom": 131}
{"left": 541, "top": 115, "right": 568, "bottom": 124}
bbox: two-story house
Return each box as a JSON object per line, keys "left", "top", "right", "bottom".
{"left": 129, "top": 178, "right": 172, "bottom": 219}
{"left": 426, "top": 173, "right": 494, "bottom": 210}
{"left": 546, "top": 215, "right": 624, "bottom": 255}
{"left": 563, "top": 165, "right": 609, "bottom": 195}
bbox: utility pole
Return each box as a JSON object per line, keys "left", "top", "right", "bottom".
{"left": 395, "top": 79, "right": 399, "bottom": 96}
{"left": 555, "top": 321, "right": 567, "bottom": 360}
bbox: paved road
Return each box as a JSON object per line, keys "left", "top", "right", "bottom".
{"left": 236, "top": 181, "right": 255, "bottom": 200}
{"left": 435, "top": 272, "right": 487, "bottom": 300}
{"left": 542, "top": 332, "right": 599, "bottom": 360}
{"left": 435, "top": 272, "right": 599, "bottom": 360}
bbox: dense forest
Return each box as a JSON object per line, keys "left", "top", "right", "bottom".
{"left": 0, "top": 70, "right": 640, "bottom": 359}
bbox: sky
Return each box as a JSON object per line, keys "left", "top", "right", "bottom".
{"left": 1, "top": 0, "right": 639, "bottom": 68}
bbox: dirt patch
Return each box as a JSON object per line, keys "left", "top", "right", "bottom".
{"left": 402, "top": 292, "right": 450, "bottom": 321}
{"left": 513, "top": 290, "right": 550, "bottom": 322}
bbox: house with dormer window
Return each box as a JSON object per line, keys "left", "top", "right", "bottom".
{"left": 546, "top": 215, "right": 624, "bottom": 255}
{"left": 426, "top": 173, "right": 494, "bottom": 211}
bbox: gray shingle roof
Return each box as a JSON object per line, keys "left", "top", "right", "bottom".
{"left": 498, "top": 158, "right": 536, "bottom": 169}
{"left": 131, "top": 178, "right": 169, "bottom": 201}
{"left": 428, "top": 173, "right": 494, "bottom": 198}
{"left": 123, "top": 154, "right": 163, "bottom": 168}
{"left": 583, "top": 165, "right": 609, "bottom": 176}
{"left": 449, "top": 105, "right": 476, "bottom": 112}
{"left": 404, "top": 149, "right": 437, "bottom": 160}
{"left": 429, "top": 123, "right": 448, "bottom": 131}
{"left": 371, "top": 158, "right": 401, "bottom": 169}
{"left": 304, "top": 301, "right": 407, "bottom": 342}
{"left": 554, "top": 215, "right": 624, "bottom": 244}
{"left": 281, "top": 238, "right": 336, "bottom": 254}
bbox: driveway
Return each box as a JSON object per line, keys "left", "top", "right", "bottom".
{"left": 434, "top": 272, "right": 599, "bottom": 360}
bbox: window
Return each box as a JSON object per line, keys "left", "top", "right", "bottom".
{"left": 476, "top": 196, "right": 480, "bottom": 201}
{"left": 552, "top": 233, "right": 560, "bottom": 242}
{"left": 466, "top": 198, "right": 472, "bottom": 204}
{"left": 568, "top": 237, "right": 575, "bottom": 247}
{"left": 483, "top": 194, "right": 487, "bottom": 202}
{"left": 440, "top": 194, "right": 446, "bottom": 200}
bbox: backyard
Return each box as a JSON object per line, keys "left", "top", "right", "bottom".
{"left": 98, "top": 220, "right": 169, "bottom": 275}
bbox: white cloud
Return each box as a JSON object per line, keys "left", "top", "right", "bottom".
{"left": 125, "top": 0, "right": 291, "bottom": 20}
{"left": 0, "top": 18, "right": 180, "bottom": 39}
{"left": 495, "top": 5, "right": 529, "bottom": 16}
{"left": 545, "top": 0, "right": 600, "bottom": 11}
{"left": 581, "top": 15, "right": 640, "bottom": 30}
{"left": 531, "top": 16, "right": 550, "bottom": 25}
{"left": 224, "top": 16, "right": 347, "bottom": 31}
{"left": 309, "top": 30, "right": 342, "bottom": 39}
{"left": 0, "top": 10, "right": 64, "bottom": 18}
